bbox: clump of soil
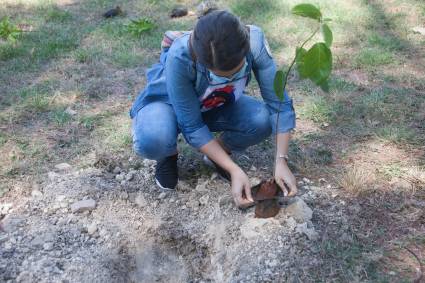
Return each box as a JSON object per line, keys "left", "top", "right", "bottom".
{"left": 252, "top": 179, "right": 281, "bottom": 218}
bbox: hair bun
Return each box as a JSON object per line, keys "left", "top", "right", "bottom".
{"left": 196, "top": 1, "right": 219, "bottom": 18}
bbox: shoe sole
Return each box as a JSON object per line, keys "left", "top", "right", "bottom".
{"left": 155, "top": 178, "right": 176, "bottom": 191}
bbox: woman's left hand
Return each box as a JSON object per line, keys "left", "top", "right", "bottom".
{"left": 274, "top": 158, "right": 297, "bottom": 197}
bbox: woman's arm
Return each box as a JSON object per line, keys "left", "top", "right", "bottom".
{"left": 275, "top": 132, "right": 297, "bottom": 196}
{"left": 200, "top": 140, "right": 254, "bottom": 207}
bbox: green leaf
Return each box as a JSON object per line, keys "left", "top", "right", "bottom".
{"left": 319, "top": 80, "right": 330, "bottom": 92}
{"left": 291, "top": 4, "right": 322, "bottom": 21}
{"left": 295, "top": 47, "right": 307, "bottom": 63}
{"left": 125, "top": 18, "right": 155, "bottom": 37}
{"left": 274, "top": 69, "right": 285, "bottom": 101}
{"left": 322, "top": 23, "right": 333, "bottom": 47}
{"left": 297, "top": 42, "right": 332, "bottom": 86}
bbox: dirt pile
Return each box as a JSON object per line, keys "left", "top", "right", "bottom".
{"left": 0, "top": 160, "right": 336, "bottom": 282}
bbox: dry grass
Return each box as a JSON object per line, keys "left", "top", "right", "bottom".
{"left": 338, "top": 165, "right": 376, "bottom": 196}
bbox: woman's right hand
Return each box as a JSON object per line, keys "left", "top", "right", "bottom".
{"left": 230, "top": 167, "right": 254, "bottom": 208}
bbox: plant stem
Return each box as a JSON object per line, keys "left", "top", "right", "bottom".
{"left": 273, "top": 26, "right": 320, "bottom": 178}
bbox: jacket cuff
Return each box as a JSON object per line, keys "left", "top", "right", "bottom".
{"left": 183, "top": 125, "right": 214, "bottom": 149}
{"left": 270, "top": 109, "right": 296, "bottom": 134}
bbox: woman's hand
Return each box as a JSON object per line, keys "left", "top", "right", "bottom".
{"left": 230, "top": 167, "right": 254, "bottom": 208}
{"left": 274, "top": 159, "right": 297, "bottom": 197}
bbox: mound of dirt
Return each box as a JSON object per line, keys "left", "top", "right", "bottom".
{"left": 0, "top": 160, "right": 338, "bottom": 282}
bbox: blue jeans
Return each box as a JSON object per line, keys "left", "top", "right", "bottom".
{"left": 132, "top": 95, "right": 272, "bottom": 160}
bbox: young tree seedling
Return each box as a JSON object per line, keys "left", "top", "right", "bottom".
{"left": 273, "top": 3, "right": 333, "bottom": 178}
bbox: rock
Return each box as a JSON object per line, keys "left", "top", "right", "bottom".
{"left": 4, "top": 241, "right": 13, "bottom": 250}
{"left": 70, "top": 199, "right": 96, "bottom": 213}
{"left": 115, "top": 174, "right": 124, "bottom": 181}
{"left": 266, "top": 259, "right": 278, "bottom": 268}
{"left": 412, "top": 26, "right": 425, "bottom": 35}
{"left": 0, "top": 203, "right": 13, "bottom": 214}
{"left": 302, "top": 177, "right": 312, "bottom": 184}
{"left": 284, "top": 197, "right": 313, "bottom": 223}
{"left": 134, "top": 194, "right": 147, "bottom": 207}
{"left": 295, "top": 223, "right": 318, "bottom": 240}
{"left": 87, "top": 223, "right": 97, "bottom": 235}
{"left": 43, "top": 242, "right": 54, "bottom": 251}
{"left": 0, "top": 235, "right": 8, "bottom": 243}
{"left": 113, "top": 166, "right": 121, "bottom": 174}
{"left": 48, "top": 171, "right": 59, "bottom": 181}
{"left": 55, "top": 163, "right": 72, "bottom": 171}
{"left": 120, "top": 191, "right": 129, "bottom": 200}
{"left": 199, "top": 195, "right": 209, "bottom": 205}
{"left": 31, "top": 189, "right": 43, "bottom": 198}
{"left": 158, "top": 192, "right": 167, "bottom": 200}
{"left": 285, "top": 217, "right": 297, "bottom": 231}
{"left": 240, "top": 217, "right": 273, "bottom": 240}
{"left": 210, "top": 172, "right": 218, "bottom": 180}
{"left": 65, "top": 107, "right": 77, "bottom": 116}
{"left": 125, "top": 172, "right": 135, "bottom": 181}
{"left": 170, "top": 6, "right": 188, "bottom": 18}
{"left": 195, "top": 180, "right": 209, "bottom": 192}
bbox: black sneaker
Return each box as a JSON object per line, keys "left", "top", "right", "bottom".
{"left": 203, "top": 155, "right": 231, "bottom": 181}
{"left": 155, "top": 154, "right": 178, "bottom": 190}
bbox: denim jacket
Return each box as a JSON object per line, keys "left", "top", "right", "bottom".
{"left": 130, "top": 25, "right": 296, "bottom": 149}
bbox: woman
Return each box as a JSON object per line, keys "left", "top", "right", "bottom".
{"left": 130, "top": 10, "right": 297, "bottom": 207}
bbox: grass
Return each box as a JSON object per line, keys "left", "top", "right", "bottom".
{"left": 353, "top": 47, "right": 395, "bottom": 68}
{"left": 338, "top": 165, "right": 375, "bottom": 196}
{"left": 298, "top": 95, "right": 338, "bottom": 124}
{"left": 0, "top": 0, "right": 424, "bottom": 281}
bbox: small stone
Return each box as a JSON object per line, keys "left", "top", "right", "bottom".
{"left": 70, "top": 199, "right": 96, "bottom": 213}
{"left": 113, "top": 166, "right": 121, "bottom": 174}
{"left": 55, "top": 163, "right": 72, "bottom": 171}
{"left": 87, "top": 223, "right": 97, "bottom": 235}
{"left": 0, "top": 203, "right": 13, "bottom": 214}
{"left": 195, "top": 180, "right": 208, "bottom": 192}
{"left": 121, "top": 192, "right": 129, "bottom": 200}
{"left": 285, "top": 217, "right": 297, "bottom": 231}
{"left": 295, "top": 222, "right": 318, "bottom": 240}
{"left": 48, "top": 171, "right": 59, "bottom": 181}
{"left": 65, "top": 107, "right": 77, "bottom": 116}
{"left": 302, "top": 177, "right": 311, "bottom": 184}
{"left": 115, "top": 174, "right": 124, "bottom": 181}
{"left": 210, "top": 172, "right": 218, "bottom": 180}
{"left": 158, "top": 192, "right": 167, "bottom": 199}
{"left": 284, "top": 197, "right": 313, "bottom": 223}
{"left": 0, "top": 235, "right": 9, "bottom": 243}
{"left": 31, "top": 190, "right": 43, "bottom": 198}
{"left": 125, "top": 172, "right": 135, "bottom": 181}
{"left": 43, "top": 242, "right": 54, "bottom": 251}
{"left": 412, "top": 26, "right": 425, "bottom": 35}
{"left": 199, "top": 195, "right": 209, "bottom": 205}
{"left": 135, "top": 195, "right": 147, "bottom": 207}
{"left": 267, "top": 259, "right": 278, "bottom": 267}
{"left": 4, "top": 241, "right": 13, "bottom": 250}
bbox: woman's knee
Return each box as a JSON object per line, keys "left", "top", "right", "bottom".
{"left": 131, "top": 103, "right": 178, "bottom": 160}
{"left": 249, "top": 105, "right": 272, "bottom": 138}
{"left": 133, "top": 134, "right": 175, "bottom": 160}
